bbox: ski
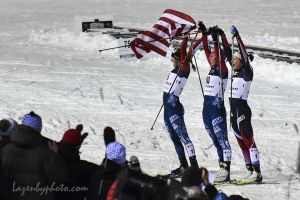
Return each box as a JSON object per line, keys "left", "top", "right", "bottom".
{"left": 214, "top": 179, "right": 280, "bottom": 186}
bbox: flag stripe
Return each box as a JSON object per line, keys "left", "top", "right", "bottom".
{"left": 164, "top": 9, "right": 196, "bottom": 25}
{"left": 130, "top": 9, "right": 196, "bottom": 59}
{"left": 140, "top": 31, "right": 170, "bottom": 47}
{"left": 153, "top": 24, "right": 170, "bottom": 37}
{"left": 134, "top": 38, "right": 167, "bottom": 57}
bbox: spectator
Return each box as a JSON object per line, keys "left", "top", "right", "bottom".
{"left": 0, "top": 118, "right": 17, "bottom": 200}
{"left": 0, "top": 118, "right": 17, "bottom": 149}
{"left": 181, "top": 166, "right": 227, "bottom": 200}
{"left": 87, "top": 127, "right": 127, "bottom": 200}
{"left": 1, "top": 111, "right": 70, "bottom": 200}
{"left": 50, "top": 125, "right": 99, "bottom": 200}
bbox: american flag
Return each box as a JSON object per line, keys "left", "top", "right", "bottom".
{"left": 130, "top": 9, "right": 196, "bottom": 59}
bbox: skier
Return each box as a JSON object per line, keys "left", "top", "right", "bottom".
{"left": 163, "top": 35, "right": 199, "bottom": 177}
{"left": 229, "top": 25, "right": 262, "bottom": 183}
{"left": 195, "top": 22, "right": 232, "bottom": 182}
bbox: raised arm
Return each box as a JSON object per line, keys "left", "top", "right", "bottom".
{"left": 231, "top": 26, "right": 249, "bottom": 66}
{"left": 180, "top": 36, "right": 190, "bottom": 73}
{"left": 218, "top": 28, "right": 232, "bottom": 65}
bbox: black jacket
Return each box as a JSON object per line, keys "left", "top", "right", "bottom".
{"left": 87, "top": 158, "right": 122, "bottom": 200}
{"left": 1, "top": 125, "right": 70, "bottom": 200}
{"left": 56, "top": 143, "right": 100, "bottom": 200}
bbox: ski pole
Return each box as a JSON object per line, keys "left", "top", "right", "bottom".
{"left": 229, "top": 36, "right": 235, "bottom": 130}
{"left": 98, "top": 32, "right": 198, "bottom": 53}
{"left": 193, "top": 56, "right": 204, "bottom": 98}
{"left": 150, "top": 104, "right": 164, "bottom": 130}
{"left": 188, "top": 33, "right": 204, "bottom": 98}
{"left": 217, "top": 34, "right": 224, "bottom": 102}
{"left": 98, "top": 45, "right": 128, "bottom": 53}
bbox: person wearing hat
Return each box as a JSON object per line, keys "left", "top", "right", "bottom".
{"left": 195, "top": 22, "right": 233, "bottom": 182}
{"left": 0, "top": 118, "right": 17, "bottom": 200}
{"left": 1, "top": 111, "right": 70, "bottom": 200}
{"left": 87, "top": 132, "right": 127, "bottom": 200}
{"left": 163, "top": 35, "right": 199, "bottom": 178}
{"left": 50, "top": 125, "right": 99, "bottom": 200}
{"left": 230, "top": 25, "right": 262, "bottom": 183}
{"left": 0, "top": 118, "right": 17, "bottom": 150}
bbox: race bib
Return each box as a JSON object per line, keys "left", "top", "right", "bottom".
{"left": 204, "top": 75, "right": 227, "bottom": 98}
{"left": 230, "top": 78, "right": 252, "bottom": 100}
{"left": 185, "top": 143, "right": 196, "bottom": 157}
{"left": 250, "top": 148, "right": 259, "bottom": 163}
{"left": 223, "top": 149, "right": 232, "bottom": 161}
{"left": 163, "top": 72, "right": 187, "bottom": 97}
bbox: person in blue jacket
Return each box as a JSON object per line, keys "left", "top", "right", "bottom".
{"left": 193, "top": 22, "right": 232, "bottom": 182}
{"left": 163, "top": 35, "right": 199, "bottom": 177}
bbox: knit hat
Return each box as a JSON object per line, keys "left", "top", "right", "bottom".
{"left": 233, "top": 51, "right": 242, "bottom": 60}
{"left": 106, "top": 141, "right": 126, "bottom": 165}
{"left": 0, "top": 118, "right": 17, "bottom": 136}
{"left": 61, "top": 128, "right": 82, "bottom": 145}
{"left": 103, "top": 126, "right": 116, "bottom": 146}
{"left": 22, "top": 111, "right": 42, "bottom": 133}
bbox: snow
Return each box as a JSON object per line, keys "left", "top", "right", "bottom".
{"left": 1, "top": 0, "right": 300, "bottom": 199}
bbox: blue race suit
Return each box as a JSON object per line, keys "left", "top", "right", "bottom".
{"left": 194, "top": 32, "right": 232, "bottom": 162}
{"left": 163, "top": 37, "right": 196, "bottom": 163}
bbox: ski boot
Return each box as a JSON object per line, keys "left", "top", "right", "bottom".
{"left": 242, "top": 164, "right": 263, "bottom": 183}
{"left": 214, "top": 161, "right": 230, "bottom": 183}
{"left": 189, "top": 155, "right": 199, "bottom": 168}
{"left": 241, "top": 164, "right": 254, "bottom": 179}
{"left": 169, "top": 158, "right": 188, "bottom": 178}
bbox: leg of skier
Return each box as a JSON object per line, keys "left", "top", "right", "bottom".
{"left": 164, "top": 109, "right": 189, "bottom": 177}
{"left": 211, "top": 108, "right": 232, "bottom": 182}
{"left": 231, "top": 105, "right": 253, "bottom": 179}
{"left": 204, "top": 103, "right": 231, "bottom": 182}
{"left": 237, "top": 104, "right": 262, "bottom": 183}
{"left": 173, "top": 104, "right": 198, "bottom": 168}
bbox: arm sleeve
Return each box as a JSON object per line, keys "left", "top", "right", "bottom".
{"left": 236, "top": 35, "right": 253, "bottom": 79}
{"left": 236, "top": 35, "right": 249, "bottom": 66}
{"left": 202, "top": 33, "right": 212, "bottom": 65}
{"left": 188, "top": 36, "right": 204, "bottom": 57}
{"left": 221, "top": 34, "right": 232, "bottom": 65}
{"left": 180, "top": 37, "right": 190, "bottom": 73}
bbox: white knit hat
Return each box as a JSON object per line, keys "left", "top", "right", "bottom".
{"left": 233, "top": 51, "right": 242, "bottom": 60}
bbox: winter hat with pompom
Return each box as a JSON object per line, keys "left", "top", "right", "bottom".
{"left": 61, "top": 128, "right": 82, "bottom": 145}
{"left": 106, "top": 141, "right": 126, "bottom": 165}
{"left": 22, "top": 111, "right": 42, "bottom": 133}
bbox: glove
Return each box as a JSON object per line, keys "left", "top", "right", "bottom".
{"left": 207, "top": 27, "right": 214, "bottom": 35}
{"left": 76, "top": 124, "right": 83, "bottom": 132}
{"left": 230, "top": 25, "right": 239, "bottom": 37}
{"left": 211, "top": 32, "right": 218, "bottom": 42}
{"left": 217, "top": 28, "right": 224, "bottom": 36}
{"left": 198, "top": 21, "right": 207, "bottom": 32}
